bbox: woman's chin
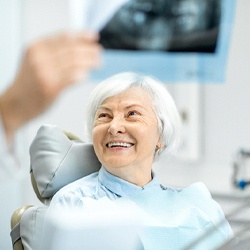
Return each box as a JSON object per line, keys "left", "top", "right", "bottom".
{"left": 104, "top": 162, "right": 128, "bottom": 170}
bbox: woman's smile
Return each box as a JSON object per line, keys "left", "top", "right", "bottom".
{"left": 106, "top": 141, "right": 134, "bottom": 149}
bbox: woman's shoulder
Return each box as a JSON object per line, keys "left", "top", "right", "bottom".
{"left": 59, "top": 171, "right": 98, "bottom": 191}
{"left": 160, "top": 182, "right": 219, "bottom": 217}
{"left": 180, "top": 182, "right": 212, "bottom": 198}
{"left": 166, "top": 182, "right": 216, "bottom": 210}
{"left": 50, "top": 171, "right": 99, "bottom": 206}
{"left": 162, "top": 182, "right": 233, "bottom": 235}
{"left": 166, "top": 182, "right": 226, "bottom": 226}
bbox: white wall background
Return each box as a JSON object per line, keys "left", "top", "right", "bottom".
{"left": 1, "top": 0, "right": 250, "bottom": 249}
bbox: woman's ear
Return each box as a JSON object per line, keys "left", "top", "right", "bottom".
{"left": 156, "top": 140, "right": 163, "bottom": 149}
{"left": 156, "top": 139, "right": 165, "bottom": 156}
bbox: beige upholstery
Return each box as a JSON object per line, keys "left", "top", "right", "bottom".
{"left": 11, "top": 206, "right": 33, "bottom": 250}
{"left": 10, "top": 124, "right": 101, "bottom": 250}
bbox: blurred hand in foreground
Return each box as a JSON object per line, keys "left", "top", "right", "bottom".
{"left": 0, "top": 31, "right": 102, "bottom": 141}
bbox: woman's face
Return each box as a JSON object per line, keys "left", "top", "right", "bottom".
{"left": 92, "top": 87, "right": 161, "bottom": 178}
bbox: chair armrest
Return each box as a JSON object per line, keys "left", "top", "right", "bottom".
{"left": 11, "top": 205, "right": 33, "bottom": 250}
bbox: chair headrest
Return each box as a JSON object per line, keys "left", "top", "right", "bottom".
{"left": 30, "top": 124, "right": 101, "bottom": 203}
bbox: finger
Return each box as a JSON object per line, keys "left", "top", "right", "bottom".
{"left": 47, "top": 38, "right": 102, "bottom": 70}
{"left": 51, "top": 31, "right": 101, "bottom": 52}
{"left": 73, "top": 30, "right": 100, "bottom": 42}
{"left": 52, "top": 42, "right": 102, "bottom": 72}
{"left": 58, "top": 56, "right": 102, "bottom": 87}
{"left": 44, "top": 48, "right": 101, "bottom": 89}
{"left": 26, "top": 32, "right": 102, "bottom": 93}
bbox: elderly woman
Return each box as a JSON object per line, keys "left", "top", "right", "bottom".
{"left": 50, "top": 72, "right": 232, "bottom": 249}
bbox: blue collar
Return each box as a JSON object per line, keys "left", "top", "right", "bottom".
{"left": 98, "top": 166, "right": 162, "bottom": 198}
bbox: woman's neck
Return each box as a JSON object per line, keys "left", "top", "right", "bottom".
{"left": 103, "top": 165, "right": 153, "bottom": 187}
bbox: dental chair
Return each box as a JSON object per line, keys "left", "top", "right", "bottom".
{"left": 10, "top": 124, "right": 101, "bottom": 250}
{"left": 11, "top": 125, "right": 248, "bottom": 250}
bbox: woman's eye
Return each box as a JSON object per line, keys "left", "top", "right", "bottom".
{"left": 98, "top": 113, "right": 110, "bottom": 119}
{"left": 128, "top": 111, "right": 140, "bottom": 117}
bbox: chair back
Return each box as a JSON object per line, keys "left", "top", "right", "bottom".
{"left": 10, "top": 124, "right": 101, "bottom": 249}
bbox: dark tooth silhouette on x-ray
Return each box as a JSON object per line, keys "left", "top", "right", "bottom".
{"left": 99, "top": 0, "right": 221, "bottom": 53}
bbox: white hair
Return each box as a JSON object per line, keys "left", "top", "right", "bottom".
{"left": 86, "top": 72, "right": 182, "bottom": 158}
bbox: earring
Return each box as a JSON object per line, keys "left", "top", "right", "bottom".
{"left": 157, "top": 148, "right": 161, "bottom": 156}
{"left": 155, "top": 145, "right": 161, "bottom": 156}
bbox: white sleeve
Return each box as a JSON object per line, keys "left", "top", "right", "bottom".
{"left": 0, "top": 115, "right": 24, "bottom": 181}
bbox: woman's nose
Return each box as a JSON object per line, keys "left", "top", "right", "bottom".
{"left": 108, "top": 118, "right": 126, "bottom": 136}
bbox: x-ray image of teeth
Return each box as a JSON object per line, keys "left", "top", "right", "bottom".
{"left": 99, "top": 0, "right": 221, "bottom": 52}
